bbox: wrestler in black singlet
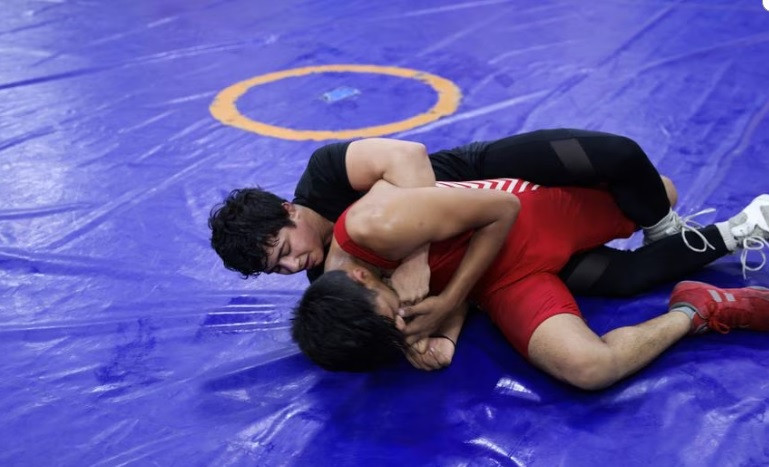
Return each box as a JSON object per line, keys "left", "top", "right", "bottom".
{"left": 294, "top": 129, "right": 729, "bottom": 295}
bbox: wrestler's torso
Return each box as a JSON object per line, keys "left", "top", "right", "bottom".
{"left": 335, "top": 179, "right": 635, "bottom": 299}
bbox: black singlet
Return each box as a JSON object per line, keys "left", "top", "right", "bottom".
{"left": 292, "top": 140, "right": 489, "bottom": 222}
{"left": 292, "top": 140, "right": 488, "bottom": 281}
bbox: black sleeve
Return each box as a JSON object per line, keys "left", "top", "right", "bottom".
{"left": 292, "top": 141, "right": 363, "bottom": 223}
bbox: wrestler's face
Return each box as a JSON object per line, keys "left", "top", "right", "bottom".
{"left": 264, "top": 205, "right": 325, "bottom": 275}
{"left": 362, "top": 276, "right": 406, "bottom": 330}
{"left": 347, "top": 267, "right": 405, "bottom": 329}
{"left": 369, "top": 279, "right": 401, "bottom": 321}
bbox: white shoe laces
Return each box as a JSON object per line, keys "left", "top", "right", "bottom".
{"left": 678, "top": 208, "right": 716, "bottom": 253}
{"left": 740, "top": 236, "right": 769, "bottom": 279}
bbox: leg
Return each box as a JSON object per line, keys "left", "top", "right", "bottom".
{"left": 561, "top": 193, "right": 769, "bottom": 296}
{"left": 560, "top": 225, "right": 730, "bottom": 297}
{"left": 528, "top": 312, "right": 690, "bottom": 390}
{"left": 478, "top": 129, "right": 670, "bottom": 226}
{"left": 481, "top": 272, "right": 689, "bottom": 390}
{"left": 669, "top": 281, "right": 769, "bottom": 333}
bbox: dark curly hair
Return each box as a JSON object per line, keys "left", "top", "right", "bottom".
{"left": 208, "top": 188, "right": 294, "bottom": 277}
{"left": 292, "top": 270, "right": 405, "bottom": 371}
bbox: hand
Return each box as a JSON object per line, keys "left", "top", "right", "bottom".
{"left": 399, "top": 294, "right": 454, "bottom": 345}
{"left": 389, "top": 250, "right": 431, "bottom": 306}
{"left": 405, "top": 336, "right": 455, "bottom": 371}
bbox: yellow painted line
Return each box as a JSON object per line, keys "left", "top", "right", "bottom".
{"left": 210, "top": 64, "right": 461, "bottom": 141}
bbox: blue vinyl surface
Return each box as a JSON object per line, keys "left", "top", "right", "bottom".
{"left": 2, "top": 1, "right": 769, "bottom": 465}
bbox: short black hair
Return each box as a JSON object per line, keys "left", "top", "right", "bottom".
{"left": 292, "top": 270, "right": 405, "bottom": 371}
{"left": 208, "top": 188, "right": 294, "bottom": 278}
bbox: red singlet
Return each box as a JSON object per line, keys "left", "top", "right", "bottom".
{"left": 334, "top": 179, "right": 636, "bottom": 357}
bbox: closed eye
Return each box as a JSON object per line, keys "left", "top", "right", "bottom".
{"left": 267, "top": 242, "right": 287, "bottom": 274}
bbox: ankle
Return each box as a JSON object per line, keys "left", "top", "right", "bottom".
{"left": 670, "top": 305, "right": 695, "bottom": 320}
{"left": 668, "top": 307, "right": 696, "bottom": 335}
{"left": 715, "top": 221, "right": 738, "bottom": 251}
{"left": 642, "top": 208, "right": 675, "bottom": 231}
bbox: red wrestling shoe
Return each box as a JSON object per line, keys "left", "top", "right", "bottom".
{"left": 669, "top": 281, "right": 769, "bottom": 334}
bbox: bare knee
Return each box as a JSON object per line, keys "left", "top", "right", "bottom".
{"left": 554, "top": 350, "right": 618, "bottom": 391}
{"left": 528, "top": 314, "right": 622, "bottom": 391}
{"left": 661, "top": 175, "right": 678, "bottom": 208}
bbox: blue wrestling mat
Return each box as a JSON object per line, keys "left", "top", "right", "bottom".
{"left": 2, "top": 1, "right": 769, "bottom": 465}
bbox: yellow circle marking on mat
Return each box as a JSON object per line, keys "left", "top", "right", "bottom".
{"left": 210, "top": 64, "right": 461, "bottom": 141}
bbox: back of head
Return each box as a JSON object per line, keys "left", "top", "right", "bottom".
{"left": 208, "top": 188, "right": 293, "bottom": 277}
{"left": 292, "top": 270, "right": 405, "bottom": 371}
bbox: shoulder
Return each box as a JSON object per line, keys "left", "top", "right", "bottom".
{"left": 297, "top": 141, "right": 354, "bottom": 189}
{"left": 344, "top": 183, "right": 398, "bottom": 239}
{"left": 308, "top": 141, "right": 353, "bottom": 166}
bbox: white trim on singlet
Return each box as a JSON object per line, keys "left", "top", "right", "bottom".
{"left": 435, "top": 178, "right": 540, "bottom": 194}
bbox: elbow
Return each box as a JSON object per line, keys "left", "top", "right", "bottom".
{"left": 401, "top": 141, "right": 428, "bottom": 160}
{"left": 506, "top": 194, "right": 521, "bottom": 223}
{"left": 509, "top": 194, "right": 521, "bottom": 210}
{"left": 411, "top": 141, "right": 427, "bottom": 154}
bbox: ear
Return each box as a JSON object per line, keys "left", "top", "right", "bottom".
{"left": 347, "top": 267, "right": 370, "bottom": 285}
{"left": 282, "top": 202, "right": 296, "bottom": 218}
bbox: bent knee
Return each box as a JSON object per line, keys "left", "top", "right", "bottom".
{"left": 555, "top": 352, "right": 617, "bottom": 391}
{"left": 660, "top": 175, "right": 678, "bottom": 207}
{"left": 608, "top": 136, "right": 644, "bottom": 165}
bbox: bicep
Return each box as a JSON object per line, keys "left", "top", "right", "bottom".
{"left": 404, "top": 187, "right": 518, "bottom": 239}
{"left": 345, "top": 138, "right": 429, "bottom": 191}
{"left": 361, "top": 187, "right": 519, "bottom": 255}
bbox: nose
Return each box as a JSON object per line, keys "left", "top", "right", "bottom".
{"left": 279, "top": 255, "right": 301, "bottom": 274}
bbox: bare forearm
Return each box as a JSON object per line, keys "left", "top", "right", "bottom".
{"left": 441, "top": 203, "right": 519, "bottom": 305}
{"left": 389, "top": 244, "right": 431, "bottom": 304}
{"left": 397, "top": 244, "right": 429, "bottom": 272}
{"left": 435, "top": 302, "right": 468, "bottom": 344}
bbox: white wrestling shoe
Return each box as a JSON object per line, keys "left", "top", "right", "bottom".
{"left": 643, "top": 208, "right": 716, "bottom": 252}
{"left": 728, "top": 194, "right": 769, "bottom": 278}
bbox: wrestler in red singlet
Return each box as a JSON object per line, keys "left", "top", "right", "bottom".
{"left": 334, "top": 179, "right": 637, "bottom": 357}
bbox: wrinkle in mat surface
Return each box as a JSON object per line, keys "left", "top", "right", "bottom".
{"left": 2, "top": 1, "right": 769, "bottom": 465}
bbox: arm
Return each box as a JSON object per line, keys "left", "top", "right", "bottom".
{"left": 407, "top": 302, "right": 469, "bottom": 371}
{"left": 349, "top": 183, "right": 520, "bottom": 340}
{"left": 345, "top": 138, "right": 435, "bottom": 191}
{"left": 346, "top": 138, "right": 436, "bottom": 303}
{"left": 388, "top": 246, "right": 430, "bottom": 305}
{"left": 432, "top": 300, "right": 467, "bottom": 349}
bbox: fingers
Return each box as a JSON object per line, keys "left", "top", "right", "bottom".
{"left": 397, "top": 290, "right": 416, "bottom": 307}
{"left": 397, "top": 287, "right": 430, "bottom": 307}
{"left": 398, "top": 299, "right": 432, "bottom": 319}
{"left": 406, "top": 352, "right": 426, "bottom": 370}
{"left": 407, "top": 352, "right": 437, "bottom": 371}
{"left": 422, "top": 347, "right": 449, "bottom": 370}
{"left": 411, "top": 338, "right": 428, "bottom": 354}
{"left": 434, "top": 352, "right": 451, "bottom": 367}
{"left": 406, "top": 346, "right": 435, "bottom": 371}
{"left": 403, "top": 317, "right": 431, "bottom": 343}
{"left": 405, "top": 332, "right": 427, "bottom": 346}
{"left": 414, "top": 286, "right": 429, "bottom": 302}
{"left": 397, "top": 305, "right": 422, "bottom": 319}
{"left": 402, "top": 315, "right": 431, "bottom": 341}
{"left": 406, "top": 343, "right": 451, "bottom": 371}
{"left": 394, "top": 315, "right": 406, "bottom": 332}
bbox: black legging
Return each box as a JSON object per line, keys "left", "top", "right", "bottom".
{"left": 478, "top": 129, "right": 670, "bottom": 226}
{"left": 474, "top": 129, "right": 728, "bottom": 297}
{"left": 560, "top": 226, "right": 728, "bottom": 298}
